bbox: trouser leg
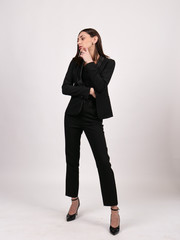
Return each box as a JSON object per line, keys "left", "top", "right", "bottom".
{"left": 64, "top": 114, "right": 83, "bottom": 197}
{"left": 84, "top": 122, "right": 118, "bottom": 206}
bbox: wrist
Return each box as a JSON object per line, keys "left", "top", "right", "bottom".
{"left": 85, "top": 60, "right": 93, "bottom": 64}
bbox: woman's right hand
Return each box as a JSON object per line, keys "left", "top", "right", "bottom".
{"left": 90, "top": 88, "right": 96, "bottom": 98}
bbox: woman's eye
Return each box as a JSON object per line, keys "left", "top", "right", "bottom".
{"left": 77, "top": 38, "right": 85, "bottom": 42}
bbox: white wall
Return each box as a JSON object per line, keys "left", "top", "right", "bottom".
{"left": 0, "top": 0, "right": 179, "bottom": 198}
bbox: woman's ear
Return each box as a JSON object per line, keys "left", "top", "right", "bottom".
{"left": 93, "top": 36, "right": 98, "bottom": 44}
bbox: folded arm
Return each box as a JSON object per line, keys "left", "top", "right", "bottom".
{"left": 83, "top": 59, "right": 115, "bottom": 93}
{"left": 61, "top": 59, "right": 90, "bottom": 98}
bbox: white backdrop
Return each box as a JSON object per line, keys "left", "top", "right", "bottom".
{"left": 0, "top": 0, "right": 180, "bottom": 239}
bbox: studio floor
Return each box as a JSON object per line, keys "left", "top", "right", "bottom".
{"left": 0, "top": 179, "right": 180, "bottom": 240}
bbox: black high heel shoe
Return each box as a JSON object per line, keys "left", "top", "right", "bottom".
{"left": 109, "top": 207, "right": 120, "bottom": 235}
{"left": 66, "top": 197, "right": 80, "bottom": 222}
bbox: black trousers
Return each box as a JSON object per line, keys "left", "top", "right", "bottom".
{"left": 64, "top": 97, "right": 118, "bottom": 206}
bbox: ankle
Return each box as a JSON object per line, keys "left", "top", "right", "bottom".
{"left": 71, "top": 197, "right": 78, "bottom": 200}
{"left": 111, "top": 206, "right": 119, "bottom": 211}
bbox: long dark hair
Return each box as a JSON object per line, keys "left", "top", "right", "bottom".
{"left": 73, "top": 28, "right": 110, "bottom": 65}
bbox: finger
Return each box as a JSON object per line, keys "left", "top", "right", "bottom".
{"left": 79, "top": 51, "right": 83, "bottom": 57}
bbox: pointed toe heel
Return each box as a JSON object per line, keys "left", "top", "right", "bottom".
{"left": 66, "top": 197, "right": 80, "bottom": 222}
{"left": 109, "top": 207, "right": 120, "bottom": 235}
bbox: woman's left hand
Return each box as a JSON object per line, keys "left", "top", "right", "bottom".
{"left": 79, "top": 47, "right": 93, "bottom": 64}
{"left": 90, "top": 87, "right": 96, "bottom": 98}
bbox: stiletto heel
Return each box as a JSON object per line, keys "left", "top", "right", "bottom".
{"left": 66, "top": 197, "right": 80, "bottom": 221}
{"left": 109, "top": 207, "right": 120, "bottom": 235}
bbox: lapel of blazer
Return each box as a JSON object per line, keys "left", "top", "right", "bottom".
{"left": 75, "top": 56, "right": 105, "bottom": 86}
{"left": 96, "top": 55, "right": 105, "bottom": 68}
{"left": 75, "top": 59, "right": 84, "bottom": 86}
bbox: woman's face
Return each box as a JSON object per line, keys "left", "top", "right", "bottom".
{"left": 77, "top": 31, "right": 97, "bottom": 51}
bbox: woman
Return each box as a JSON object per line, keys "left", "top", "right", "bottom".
{"left": 61, "top": 28, "right": 120, "bottom": 235}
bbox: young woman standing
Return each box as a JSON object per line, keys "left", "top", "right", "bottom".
{"left": 61, "top": 28, "right": 120, "bottom": 235}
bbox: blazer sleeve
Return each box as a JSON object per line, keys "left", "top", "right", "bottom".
{"left": 83, "top": 59, "right": 115, "bottom": 93}
{"left": 61, "top": 59, "right": 91, "bottom": 98}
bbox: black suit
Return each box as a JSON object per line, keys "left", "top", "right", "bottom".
{"left": 61, "top": 56, "right": 115, "bottom": 119}
{"left": 62, "top": 56, "right": 118, "bottom": 206}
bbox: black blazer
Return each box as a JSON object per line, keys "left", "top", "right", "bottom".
{"left": 61, "top": 56, "right": 115, "bottom": 119}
